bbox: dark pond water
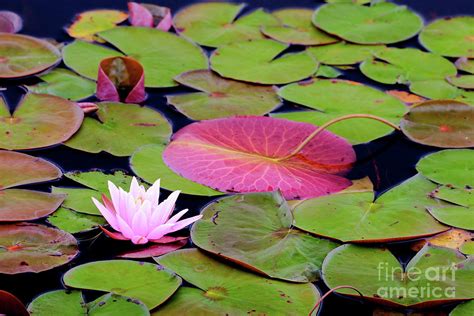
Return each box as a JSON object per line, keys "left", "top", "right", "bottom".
{"left": 1, "top": 0, "right": 473, "bottom": 315}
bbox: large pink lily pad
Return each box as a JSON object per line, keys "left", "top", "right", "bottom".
{"left": 0, "top": 223, "right": 78, "bottom": 274}
{"left": 0, "top": 93, "right": 84, "bottom": 150}
{"left": 163, "top": 116, "right": 355, "bottom": 200}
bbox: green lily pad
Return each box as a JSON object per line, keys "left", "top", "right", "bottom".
{"left": 173, "top": 3, "right": 279, "bottom": 47}
{"left": 0, "top": 223, "right": 78, "bottom": 274}
{"left": 447, "top": 75, "right": 474, "bottom": 89}
{"left": 455, "top": 57, "right": 474, "bottom": 74}
{"left": 419, "top": 16, "right": 474, "bottom": 58}
{"left": 0, "top": 33, "right": 61, "bottom": 79}
{"left": 47, "top": 208, "right": 106, "bottom": 234}
{"left": 63, "top": 27, "right": 208, "bottom": 88}
{"left": 325, "top": 0, "right": 370, "bottom": 3}
{"left": 63, "top": 260, "right": 181, "bottom": 309}
{"left": 293, "top": 175, "right": 448, "bottom": 243}
{"left": 456, "top": 90, "right": 474, "bottom": 106}
{"left": 28, "top": 290, "right": 149, "bottom": 316}
{"left": 313, "top": 2, "right": 423, "bottom": 44}
{"left": 416, "top": 149, "right": 474, "bottom": 188}
{"left": 315, "top": 65, "right": 341, "bottom": 78}
{"left": 400, "top": 100, "right": 474, "bottom": 148}
{"left": 66, "top": 10, "right": 128, "bottom": 42}
{"left": 65, "top": 102, "right": 172, "bottom": 156}
{"left": 210, "top": 39, "right": 318, "bottom": 84}
{"left": 130, "top": 144, "right": 222, "bottom": 196}
{"left": 273, "top": 79, "right": 406, "bottom": 144}
{"left": 429, "top": 186, "right": 473, "bottom": 230}
{"left": 262, "top": 8, "right": 338, "bottom": 46}
{"left": 0, "top": 93, "right": 84, "bottom": 150}
{"left": 451, "top": 300, "right": 474, "bottom": 316}
{"left": 154, "top": 249, "right": 320, "bottom": 315}
{"left": 52, "top": 187, "right": 101, "bottom": 216}
{"left": 191, "top": 192, "right": 338, "bottom": 282}
{"left": 307, "top": 42, "right": 385, "bottom": 65}
{"left": 27, "top": 69, "right": 96, "bottom": 101}
{"left": 460, "top": 241, "right": 474, "bottom": 256}
{"left": 359, "top": 47, "right": 457, "bottom": 99}
{"left": 166, "top": 70, "right": 281, "bottom": 120}
{"left": 322, "top": 244, "right": 474, "bottom": 307}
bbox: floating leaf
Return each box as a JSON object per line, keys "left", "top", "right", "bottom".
{"left": 313, "top": 2, "right": 423, "bottom": 44}
{"left": 308, "top": 42, "right": 384, "bottom": 65}
{"left": 0, "top": 290, "right": 28, "bottom": 316}
{"left": 315, "top": 65, "right": 342, "bottom": 78}
{"left": 27, "top": 69, "right": 96, "bottom": 101}
{"left": 294, "top": 175, "right": 448, "bottom": 243}
{"left": 262, "top": 8, "right": 338, "bottom": 46}
{"left": 273, "top": 79, "right": 406, "bottom": 144}
{"left": 0, "top": 223, "right": 78, "bottom": 274}
{"left": 429, "top": 186, "right": 473, "bottom": 230}
{"left": 130, "top": 144, "right": 222, "bottom": 196}
{"left": 166, "top": 70, "right": 281, "bottom": 120}
{"left": 410, "top": 229, "right": 474, "bottom": 254}
{"left": 359, "top": 47, "right": 457, "bottom": 99}
{"left": 210, "top": 39, "right": 318, "bottom": 84}
{"left": 455, "top": 57, "right": 474, "bottom": 74}
{"left": 118, "top": 239, "right": 187, "bottom": 259}
{"left": 163, "top": 116, "right": 355, "bottom": 200}
{"left": 63, "top": 27, "right": 207, "bottom": 88}
{"left": 173, "top": 3, "right": 278, "bottom": 47}
{"left": 0, "top": 93, "right": 84, "bottom": 150}
{"left": 0, "top": 33, "right": 61, "bottom": 79}
{"left": 419, "top": 17, "right": 474, "bottom": 58}
{"left": 386, "top": 90, "right": 426, "bottom": 105}
{"left": 27, "top": 290, "right": 149, "bottom": 316}
{"left": 325, "top": 0, "right": 370, "bottom": 3}
{"left": 400, "top": 100, "right": 474, "bottom": 148}
{"left": 451, "top": 300, "right": 474, "bottom": 316}
{"left": 63, "top": 260, "right": 181, "bottom": 309}
{"left": 154, "top": 249, "right": 320, "bottom": 315}
{"left": 322, "top": 244, "right": 474, "bottom": 307}
{"left": 460, "top": 242, "right": 474, "bottom": 256}
{"left": 447, "top": 75, "right": 474, "bottom": 89}
{"left": 47, "top": 208, "right": 106, "bottom": 234}
{"left": 128, "top": 2, "right": 172, "bottom": 31}
{"left": 192, "top": 191, "right": 338, "bottom": 282}
{"left": 97, "top": 56, "right": 146, "bottom": 103}
{"left": 66, "top": 10, "right": 128, "bottom": 42}
{"left": 65, "top": 102, "right": 171, "bottom": 156}
{"left": 0, "top": 11, "right": 22, "bottom": 33}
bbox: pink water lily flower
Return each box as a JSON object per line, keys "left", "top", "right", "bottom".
{"left": 92, "top": 177, "right": 202, "bottom": 245}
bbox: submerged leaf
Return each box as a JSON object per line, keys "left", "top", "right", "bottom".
{"left": 128, "top": 2, "right": 172, "bottom": 31}
{"left": 66, "top": 10, "right": 128, "bottom": 42}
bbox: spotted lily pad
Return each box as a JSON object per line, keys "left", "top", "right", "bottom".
{"left": 262, "top": 9, "right": 338, "bottom": 46}
{"left": 307, "top": 42, "right": 385, "bottom": 65}
{"left": 63, "top": 27, "right": 208, "bottom": 88}
{"left": 27, "top": 69, "right": 96, "bottom": 101}
{"left": 0, "top": 290, "right": 28, "bottom": 316}
{"left": 0, "top": 223, "right": 78, "bottom": 274}
{"left": 163, "top": 116, "right": 355, "bottom": 200}
{"left": 192, "top": 191, "right": 338, "bottom": 282}
{"left": 166, "top": 70, "right": 281, "bottom": 120}
{"left": 273, "top": 79, "right": 406, "bottom": 144}
{"left": 359, "top": 47, "right": 457, "bottom": 99}
{"left": 447, "top": 75, "right": 474, "bottom": 89}
{"left": 47, "top": 208, "right": 106, "bottom": 234}
{"left": 400, "top": 100, "right": 474, "bottom": 148}
{"left": 63, "top": 260, "right": 181, "bottom": 309}
{"left": 154, "top": 249, "right": 320, "bottom": 315}
{"left": 323, "top": 244, "right": 474, "bottom": 307}
{"left": 65, "top": 102, "right": 171, "bottom": 156}
{"left": 0, "top": 93, "right": 84, "bottom": 150}
{"left": 66, "top": 10, "right": 128, "bottom": 42}
{"left": 0, "top": 33, "right": 61, "bottom": 79}
{"left": 28, "top": 290, "right": 149, "bottom": 316}
{"left": 455, "top": 57, "right": 474, "bottom": 74}
{"left": 130, "top": 144, "right": 222, "bottom": 196}
{"left": 210, "top": 39, "right": 318, "bottom": 84}
{"left": 410, "top": 229, "right": 474, "bottom": 255}
{"left": 173, "top": 3, "right": 279, "bottom": 47}
{"left": 451, "top": 300, "right": 474, "bottom": 316}
{"left": 429, "top": 186, "right": 473, "bottom": 230}
{"left": 419, "top": 17, "right": 474, "bottom": 58}
{"left": 416, "top": 150, "right": 474, "bottom": 189}
{"left": 313, "top": 2, "right": 423, "bottom": 44}
{"left": 294, "top": 175, "right": 448, "bottom": 243}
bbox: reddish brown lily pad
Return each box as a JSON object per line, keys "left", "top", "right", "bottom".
{"left": 0, "top": 33, "right": 61, "bottom": 79}
{"left": 118, "top": 239, "right": 187, "bottom": 259}
{"left": 0, "top": 93, "right": 84, "bottom": 150}
{"left": 0, "top": 223, "right": 78, "bottom": 274}
{"left": 0, "top": 290, "right": 29, "bottom": 316}
{"left": 97, "top": 56, "right": 146, "bottom": 103}
{"left": 400, "top": 100, "right": 474, "bottom": 148}
{"left": 163, "top": 116, "right": 355, "bottom": 200}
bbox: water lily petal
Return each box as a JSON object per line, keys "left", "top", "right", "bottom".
{"left": 131, "top": 235, "right": 149, "bottom": 244}
{"left": 170, "top": 215, "right": 203, "bottom": 233}
{"left": 100, "top": 226, "right": 128, "bottom": 240}
{"left": 146, "top": 223, "right": 175, "bottom": 240}
{"left": 128, "top": 2, "right": 154, "bottom": 27}
{"left": 130, "top": 177, "right": 141, "bottom": 199}
{"left": 131, "top": 200, "right": 150, "bottom": 236}
{"left": 116, "top": 214, "right": 135, "bottom": 239}
{"left": 92, "top": 197, "right": 120, "bottom": 231}
{"left": 155, "top": 190, "right": 181, "bottom": 224}
{"left": 166, "top": 209, "right": 188, "bottom": 224}
{"left": 108, "top": 181, "right": 121, "bottom": 212}
{"left": 145, "top": 178, "right": 160, "bottom": 206}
